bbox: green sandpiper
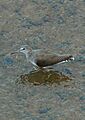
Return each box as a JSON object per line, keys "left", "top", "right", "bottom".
{"left": 16, "top": 45, "right": 74, "bottom": 69}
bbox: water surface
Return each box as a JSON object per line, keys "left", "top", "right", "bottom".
{"left": 0, "top": 0, "right": 85, "bottom": 120}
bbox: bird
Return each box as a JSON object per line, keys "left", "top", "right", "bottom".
{"left": 15, "top": 45, "right": 74, "bottom": 69}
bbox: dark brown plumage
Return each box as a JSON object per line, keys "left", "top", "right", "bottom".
{"left": 36, "top": 55, "right": 73, "bottom": 67}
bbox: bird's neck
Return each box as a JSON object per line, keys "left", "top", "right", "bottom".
{"left": 23, "top": 51, "right": 29, "bottom": 62}
{"left": 25, "top": 49, "right": 41, "bottom": 62}
{"left": 24, "top": 51, "right": 33, "bottom": 62}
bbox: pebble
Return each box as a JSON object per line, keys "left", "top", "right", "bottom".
{"left": 79, "top": 49, "right": 85, "bottom": 54}
{"left": 75, "top": 55, "right": 85, "bottom": 62}
{"left": 38, "top": 108, "right": 50, "bottom": 114}
{"left": 62, "top": 68, "right": 73, "bottom": 75}
{"left": 3, "top": 57, "right": 13, "bottom": 65}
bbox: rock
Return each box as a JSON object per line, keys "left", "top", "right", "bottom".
{"left": 3, "top": 57, "right": 13, "bottom": 65}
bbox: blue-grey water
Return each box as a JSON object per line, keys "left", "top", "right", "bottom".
{"left": 0, "top": 0, "right": 85, "bottom": 120}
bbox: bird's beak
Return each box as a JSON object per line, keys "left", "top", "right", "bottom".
{"left": 10, "top": 50, "right": 19, "bottom": 55}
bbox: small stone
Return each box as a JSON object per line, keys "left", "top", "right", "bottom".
{"left": 75, "top": 55, "right": 85, "bottom": 63}
{"left": 39, "top": 108, "right": 50, "bottom": 114}
{"left": 52, "top": 4, "right": 60, "bottom": 12}
{"left": 80, "top": 106, "right": 85, "bottom": 111}
{"left": 59, "top": 0, "right": 65, "bottom": 4}
{"left": 79, "top": 49, "right": 85, "bottom": 54}
{"left": 3, "top": 57, "right": 13, "bottom": 65}
{"left": 62, "top": 68, "right": 72, "bottom": 75}
{"left": 79, "top": 96, "right": 85, "bottom": 101}
{"left": 57, "top": 16, "right": 65, "bottom": 24}
{"left": 81, "top": 72, "right": 85, "bottom": 78}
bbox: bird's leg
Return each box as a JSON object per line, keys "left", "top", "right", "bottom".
{"left": 33, "top": 66, "right": 40, "bottom": 70}
{"left": 42, "top": 66, "right": 54, "bottom": 72}
{"left": 29, "top": 60, "right": 40, "bottom": 70}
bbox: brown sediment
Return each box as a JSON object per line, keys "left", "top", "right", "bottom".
{"left": 18, "top": 69, "right": 71, "bottom": 85}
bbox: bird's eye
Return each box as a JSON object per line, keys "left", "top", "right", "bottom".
{"left": 20, "top": 47, "right": 26, "bottom": 51}
{"left": 22, "top": 48, "right": 25, "bottom": 50}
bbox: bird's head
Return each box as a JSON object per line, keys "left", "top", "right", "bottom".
{"left": 19, "top": 45, "right": 32, "bottom": 54}
{"left": 19, "top": 45, "right": 33, "bottom": 62}
{"left": 20, "top": 47, "right": 27, "bottom": 54}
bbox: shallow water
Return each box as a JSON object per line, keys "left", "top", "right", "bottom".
{"left": 0, "top": 0, "right": 85, "bottom": 120}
